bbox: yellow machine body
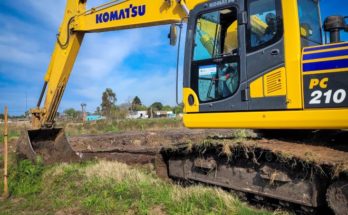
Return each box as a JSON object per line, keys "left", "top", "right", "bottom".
{"left": 182, "top": 0, "right": 348, "bottom": 129}
{"left": 30, "top": 0, "right": 348, "bottom": 130}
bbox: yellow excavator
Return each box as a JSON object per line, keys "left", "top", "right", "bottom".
{"left": 17, "top": 0, "right": 348, "bottom": 213}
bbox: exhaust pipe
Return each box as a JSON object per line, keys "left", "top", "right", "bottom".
{"left": 324, "top": 16, "right": 348, "bottom": 43}
{"left": 17, "top": 128, "right": 80, "bottom": 164}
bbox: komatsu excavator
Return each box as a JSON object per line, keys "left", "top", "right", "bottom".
{"left": 17, "top": 0, "right": 348, "bottom": 214}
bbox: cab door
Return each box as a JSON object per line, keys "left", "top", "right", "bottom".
{"left": 183, "top": 0, "right": 248, "bottom": 113}
{"left": 245, "top": 0, "right": 286, "bottom": 110}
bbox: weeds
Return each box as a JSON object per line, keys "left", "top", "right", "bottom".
{"left": 233, "top": 129, "right": 252, "bottom": 141}
{"left": 222, "top": 142, "right": 233, "bottom": 158}
{"left": 8, "top": 159, "right": 44, "bottom": 196}
{"left": 0, "top": 127, "right": 21, "bottom": 143}
{"left": 0, "top": 160, "right": 275, "bottom": 215}
{"left": 62, "top": 118, "right": 183, "bottom": 137}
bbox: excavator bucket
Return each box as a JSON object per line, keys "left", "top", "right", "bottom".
{"left": 17, "top": 128, "right": 80, "bottom": 164}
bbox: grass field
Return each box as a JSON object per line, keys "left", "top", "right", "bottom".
{"left": 0, "top": 118, "right": 184, "bottom": 142}
{"left": 61, "top": 118, "right": 184, "bottom": 136}
{"left": 0, "top": 157, "right": 287, "bottom": 215}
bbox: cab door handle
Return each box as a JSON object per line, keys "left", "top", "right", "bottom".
{"left": 271, "top": 49, "right": 280, "bottom": 55}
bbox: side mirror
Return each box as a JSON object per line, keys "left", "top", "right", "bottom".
{"left": 169, "top": 24, "right": 178, "bottom": 46}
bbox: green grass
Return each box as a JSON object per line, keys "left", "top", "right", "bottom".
{"left": 0, "top": 160, "right": 283, "bottom": 215}
{"left": 0, "top": 128, "right": 21, "bottom": 143}
{"left": 63, "top": 118, "right": 183, "bottom": 137}
{"left": 0, "top": 118, "right": 183, "bottom": 140}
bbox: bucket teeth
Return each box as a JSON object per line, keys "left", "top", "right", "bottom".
{"left": 16, "top": 128, "right": 80, "bottom": 164}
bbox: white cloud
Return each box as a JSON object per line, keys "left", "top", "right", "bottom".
{"left": 1, "top": 0, "right": 183, "bottom": 115}
{"left": 64, "top": 25, "right": 180, "bottom": 113}
{"left": 0, "top": 44, "right": 48, "bottom": 67}
{"left": 72, "top": 31, "right": 143, "bottom": 80}
{"left": 2, "top": 0, "right": 66, "bottom": 28}
{"left": 0, "top": 13, "right": 51, "bottom": 67}
{"left": 62, "top": 66, "right": 182, "bottom": 113}
{"left": 26, "top": 0, "right": 66, "bottom": 26}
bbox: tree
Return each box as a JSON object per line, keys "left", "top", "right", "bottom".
{"left": 150, "top": 102, "right": 163, "bottom": 111}
{"left": 101, "top": 88, "right": 117, "bottom": 117}
{"left": 95, "top": 107, "right": 101, "bottom": 115}
{"left": 113, "top": 106, "right": 128, "bottom": 119}
{"left": 173, "top": 103, "right": 183, "bottom": 114}
{"left": 64, "top": 108, "right": 78, "bottom": 119}
{"left": 162, "top": 105, "right": 172, "bottom": 111}
{"left": 131, "top": 96, "right": 142, "bottom": 111}
{"left": 132, "top": 96, "right": 142, "bottom": 106}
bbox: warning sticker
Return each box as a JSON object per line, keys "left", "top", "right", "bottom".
{"left": 199, "top": 65, "right": 217, "bottom": 77}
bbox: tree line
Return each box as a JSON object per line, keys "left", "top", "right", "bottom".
{"left": 63, "top": 88, "right": 183, "bottom": 120}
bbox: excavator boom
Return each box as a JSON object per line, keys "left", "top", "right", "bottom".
{"left": 19, "top": 0, "right": 207, "bottom": 164}
{"left": 33, "top": 0, "right": 207, "bottom": 129}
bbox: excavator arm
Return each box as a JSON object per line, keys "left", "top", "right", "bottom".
{"left": 32, "top": 0, "right": 207, "bottom": 129}
{"left": 19, "top": 0, "right": 207, "bottom": 163}
{"left": 31, "top": 0, "right": 85, "bottom": 129}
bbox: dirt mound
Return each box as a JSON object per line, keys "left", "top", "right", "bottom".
{"left": 69, "top": 128, "right": 234, "bottom": 164}
{"left": 69, "top": 128, "right": 234, "bottom": 152}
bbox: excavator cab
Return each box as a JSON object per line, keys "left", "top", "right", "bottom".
{"left": 182, "top": 0, "right": 348, "bottom": 129}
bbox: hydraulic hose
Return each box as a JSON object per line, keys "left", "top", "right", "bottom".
{"left": 37, "top": 81, "right": 48, "bottom": 108}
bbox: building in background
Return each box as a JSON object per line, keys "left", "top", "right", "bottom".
{"left": 154, "top": 111, "right": 175, "bottom": 118}
{"left": 86, "top": 115, "right": 106, "bottom": 122}
{"left": 127, "top": 111, "right": 148, "bottom": 119}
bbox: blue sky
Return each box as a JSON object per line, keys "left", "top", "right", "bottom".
{"left": 0, "top": 0, "right": 347, "bottom": 115}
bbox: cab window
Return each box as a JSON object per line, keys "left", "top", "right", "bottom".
{"left": 247, "top": 0, "right": 283, "bottom": 52}
{"left": 297, "top": 0, "right": 322, "bottom": 44}
{"left": 192, "top": 7, "right": 240, "bottom": 102}
{"left": 193, "top": 8, "right": 238, "bottom": 61}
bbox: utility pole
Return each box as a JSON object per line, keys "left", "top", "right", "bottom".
{"left": 81, "top": 103, "right": 87, "bottom": 122}
{"left": 25, "top": 91, "right": 27, "bottom": 113}
{"left": 25, "top": 91, "right": 29, "bottom": 119}
{"left": 2, "top": 106, "right": 9, "bottom": 199}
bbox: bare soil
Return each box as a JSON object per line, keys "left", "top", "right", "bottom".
{"left": 69, "top": 128, "right": 234, "bottom": 164}
{"left": 69, "top": 128, "right": 234, "bottom": 152}
{"left": 68, "top": 129, "right": 348, "bottom": 174}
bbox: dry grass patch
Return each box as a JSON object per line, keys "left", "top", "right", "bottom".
{"left": 172, "top": 185, "right": 237, "bottom": 212}
{"left": 83, "top": 160, "right": 159, "bottom": 184}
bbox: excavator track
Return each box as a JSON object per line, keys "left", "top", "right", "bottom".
{"left": 18, "top": 128, "right": 346, "bottom": 214}
{"left": 66, "top": 129, "right": 348, "bottom": 214}
{"left": 159, "top": 131, "right": 348, "bottom": 215}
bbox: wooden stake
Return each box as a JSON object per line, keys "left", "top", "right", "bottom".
{"left": 3, "top": 106, "right": 9, "bottom": 198}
